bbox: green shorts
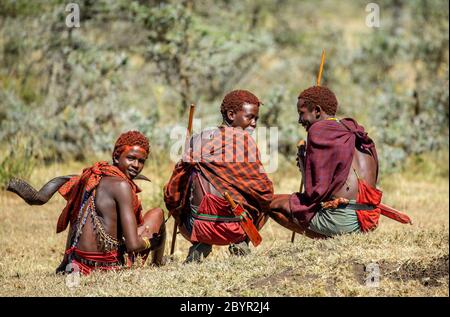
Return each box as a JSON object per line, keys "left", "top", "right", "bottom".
{"left": 308, "top": 200, "right": 361, "bottom": 237}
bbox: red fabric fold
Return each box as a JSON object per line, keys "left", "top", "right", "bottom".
{"left": 355, "top": 179, "right": 412, "bottom": 232}
{"left": 191, "top": 193, "right": 245, "bottom": 245}
{"left": 198, "top": 193, "right": 233, "bottom": 217}
{"left": 355, "top": 179, "right": 383, "bottom": 232}
{"left": 65, "top": 247, "right": 122, "bottom": 275}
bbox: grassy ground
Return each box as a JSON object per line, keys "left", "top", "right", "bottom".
{"left": 0, "top": 155, "right": 448, "bottom": 297}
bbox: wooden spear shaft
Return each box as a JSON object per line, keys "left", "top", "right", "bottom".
{"left": 316, "top": 49, "right": 326, "bottom": 86}
{"left": 291, "top": 139, "right": 306, "bottom": 243}
{"left": 170, "top": 103, "right": 195, "bottom": 256}
{"left": 291, "top": 49, "right": 325, "bottom": 242}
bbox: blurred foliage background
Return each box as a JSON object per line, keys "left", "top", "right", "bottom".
{"left": 0, "top": 0, "right": 448, "bottom": 187}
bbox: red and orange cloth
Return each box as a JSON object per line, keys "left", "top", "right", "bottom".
{"left": 64, "top": 247, "right": 122, "bottom": 275}
{"left": 56, "top": 161, "right": 143, "bottom": 234}
{"left": 56, "top": 161, "right": 145, "bottom": 275}
{"left": 354, "top": 178, "right": 411, "bottom": 231}
{"left": 164, "top": 126, "right": 274, "bottom": 229}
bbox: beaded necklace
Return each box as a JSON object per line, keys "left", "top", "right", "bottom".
{"left": 70, "top": 189, "right": 123, "bottom": 253}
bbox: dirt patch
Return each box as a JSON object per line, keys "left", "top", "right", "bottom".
{"left": 249, "top": 268, "right": 318, "bottom": 289}
{"left": 353, "top": 255, "right": 449, "bottom": 287}
{"left": 223, "top": 268, "right": 321, "bottom": 295}
{"left": 239, "top": 255, "right": 449, "bottom": 294}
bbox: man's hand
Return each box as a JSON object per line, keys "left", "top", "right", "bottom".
{"left": 138, "top": 227, "right": 162, "bottom": 250}
{"left": 321, "top": 197, "right": 350, "bottom": 209}
{"left": 296, "top": 154, "right": 301, "bottom": 169}
{"left": 296, "top": 140, "right": 306, "bottom": 170}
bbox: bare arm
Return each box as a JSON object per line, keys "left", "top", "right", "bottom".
{"left": 112, "top": 180, "right": 148, "bottom": 253}
{"left": 6, "top": 175, "right": 75, "bottom": 205}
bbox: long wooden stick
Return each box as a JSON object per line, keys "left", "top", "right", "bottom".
{"left": 291, "top": 50, "right": 325, "bottom": 242}
{"left": 170, "top": 104, "right": 196, "bottom": 256}
{"left": 187, "top": 104, "right": 195, "bottom": 134}
{"left": 316, "top": 49, "right": 326, "bottom": 86}
{"left": 291, "top": 140, "right": 306, "bottom": 243}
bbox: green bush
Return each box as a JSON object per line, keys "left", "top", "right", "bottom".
{"left": 0, "top": 0, "right": 447, "bottom": 176}
{"left": 0, "top": 135, "right": 36, "bottom": 189}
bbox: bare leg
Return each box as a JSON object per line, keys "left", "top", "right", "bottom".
{"left": 269, "top": 194, "right": 326, "bottom": 239}
{"left": 138, "top": 207, "right": 166, "bottom": 266}
{"left": 151, "top": 221, "right": 166, "bottom": 266}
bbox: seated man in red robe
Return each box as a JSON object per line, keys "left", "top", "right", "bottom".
{"left": 7, "top": 131, "right": 166, "bottom": 274}
{"left": 269, "top": 86, "right": 411, "bottom": 238}
{"left": 164, "top": 90, "right": 274, "bottom": 262}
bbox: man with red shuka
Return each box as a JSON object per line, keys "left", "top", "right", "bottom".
{"left": 164, "top": 90, "right": 274, "bottom": 262}
{"left": 269, "top": 86, "right": 411, "bottom": 238}
{"left": 7, "top": 131, "right": 166, "bottom": 275}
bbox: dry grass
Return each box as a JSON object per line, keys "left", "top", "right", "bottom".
{"left": 0, "top": 157, "right": 448, "bottom": 297}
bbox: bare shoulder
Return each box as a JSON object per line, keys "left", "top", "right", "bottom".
{"left": 100, "top": 176, "right": 132, "bottom": 196}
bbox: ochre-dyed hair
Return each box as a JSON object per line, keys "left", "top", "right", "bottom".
{"left": 220, "top": 90, "right": 261, "bottom": 119}
{"left": 298, "top": 86, "right": 338, "bottom": 116}
{"left": 113, "top": 130, "right": 150, "bottom": 159}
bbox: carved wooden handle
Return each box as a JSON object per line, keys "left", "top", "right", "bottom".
{"left": 187, "top": 103, "right": 195, "bottom": 136}
{"left": 316, "top": 48, "right": 326, "bottom": 86}
{"left": 223, "top": 192, "right": 237, "bottom": 209}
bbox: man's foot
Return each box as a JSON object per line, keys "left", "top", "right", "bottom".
{"left": 184, "top": 243, "right": 212, "bottom": 263}
{"left": 228, "top": 240, "right": 251, "bottom": 256}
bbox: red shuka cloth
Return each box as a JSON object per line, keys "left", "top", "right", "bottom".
{"left": 356, "top": 178, "right": 412, "bottom": 231}
{"left": 290, "top": 118, "right": 379, "bottom": 230}
{"left": 355, "top": 179, "right": 383, "bottom": 232}
{"left": 65, "top": 247, "right": 122, "bottom": 275}
{"left": 56, "top": 161, "right": 143, "bottom": 233}
{"left": 190, "top": 193, "right": 246, "bottom": 245}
